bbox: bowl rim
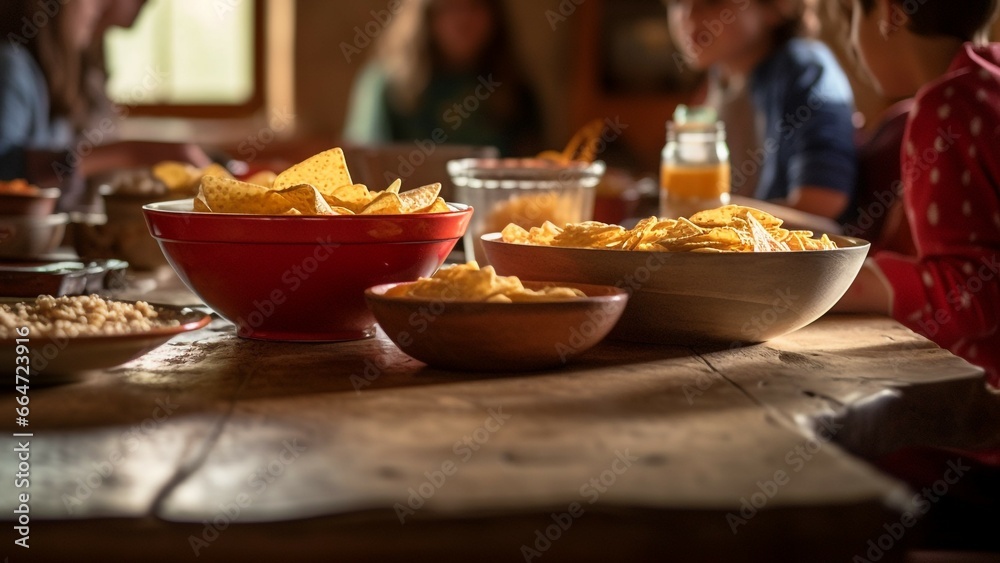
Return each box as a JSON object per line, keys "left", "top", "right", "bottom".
{"left": 104, "top": 190, "right": 188, "bottom": 201}
{"left": 479, "top": 232, "right": 871, "bottom": 254}
{"left": 447, "top": 158, "right": 607, "bottom": 186}
{"left": 365, "top": 279, "right": 629, "bottom": 306}
{"left": 143, "top": 198, "right": 472, "bottom": 218}
{"left": 447, "top": 157, "right": 606, "bottom": 172}
{"left": 0, "top": 213, "right": 70, "bottom": 226}
{"left": 0, "top": 187, "right": 61, "bottom": 200}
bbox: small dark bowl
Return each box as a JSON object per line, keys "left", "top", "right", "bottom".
{"left": 0, "top": 213, "right": 68, "bottom": 259}
{"left": 0, "top": 188, "right": 61, "bottom": 216}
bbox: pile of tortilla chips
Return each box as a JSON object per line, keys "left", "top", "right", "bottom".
{"left": 384, "top": 262, "right": 586, "bottom": 303}
{"left": 191, "top": 148, "right": 451, "bottom": 215}
{"left": 501, "top": 205, "right": 838, "bottom": 252}
{"left": 485, "top": 191, "right": 577, "bottom": 235}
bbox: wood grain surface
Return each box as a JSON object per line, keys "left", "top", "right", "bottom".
{"left": 1, "top": 313, "right": 991, "bottom": 563}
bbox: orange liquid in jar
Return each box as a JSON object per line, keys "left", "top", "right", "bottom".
{"left": 659, "top": 162, "right": 731, "bottom": 218}
{"left": 660, "top": 163, "right": 731, "bottom": 199}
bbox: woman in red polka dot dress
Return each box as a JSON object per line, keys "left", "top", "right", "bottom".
{"left": 835, "top": 0, "right": 1000, "bottom": 390}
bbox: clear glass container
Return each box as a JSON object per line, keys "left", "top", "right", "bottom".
{"left": 448, "top": 158, "right": 604, "bottom": 264}
{"left": 660, "top": 107, "right": 731, "bottom": 219}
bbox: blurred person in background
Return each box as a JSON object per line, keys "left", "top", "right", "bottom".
{"left": 842, "top": 97, "right": 916, "bottom": 253}
{"left": 343, "top": 0, "right": 542, "bottom": 157}
{"left": 0, "top": 0, "right": 209, "bottom": 210}
{"left": 835, "top": 0, "right": 1000, "bottom": 388}
{"left": 828, "top": 1, "right": 915, "bottom": 255}
{"left": 835, "top": 2, "right": 1000, "bottom": 546}
{"left": 84, "top": 0, "right": 149, "bottom": 126}
{"left": 667, "top": 0, "right": 858, "bottom": 220}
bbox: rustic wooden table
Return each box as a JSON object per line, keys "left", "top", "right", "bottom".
{"left": 2, "top": 276, "right": 995, "bottom": 562}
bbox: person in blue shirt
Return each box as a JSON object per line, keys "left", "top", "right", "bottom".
{"left": 0, "top": 0, "right": 98, "bottom": 184}
{"left": 667, "top": 0, "right": 858, "bottom": 220}
{"left": 0, "top": 0, "right": 209, "bottom": 210}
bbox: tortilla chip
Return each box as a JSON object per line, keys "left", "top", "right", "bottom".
{"left": 275, "top": 184, "right": 335, "bottom": 215}
{"left": 399, "top": 183, "right": 441, "bottom": 213}
{"left": 361, "top": 192, "right": 404, "bottom": 214}
{"left": 327, "top": 183, "right": 372, "bottom": 213}
{"left": 193, "top": 193, "right": 212, "bottom": 212}
{"left": 199, "top": 175, "right": 293, "bottom": 214}
{"left": 272, "top": 148, "right": 353, "bottom": 196}
{"left": 418, "top": 197, "right": 452, "bottom": 214}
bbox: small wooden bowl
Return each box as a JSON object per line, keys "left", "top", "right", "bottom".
{"left": 0, "top": 213, "right": 68, "bottom": 259}
{"left": 482, "top": 233, "right": 870, "bottom": 345}
{"left": 365, "top": 281, "right": 628, "bottom": 372}
{"left": 0, "top": 188, "right": 61, "bottom": 216}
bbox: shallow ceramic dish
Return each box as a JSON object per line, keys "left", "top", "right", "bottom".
{"left": 0, "top": 301, "right": 211, "bottom": 380}
{"left": 144, "top": 199, "right": 473, "bottom": 341}
{"left": 365, "top": 281, "right": 628, "bottom": 371}
{"left": 482, "top": 233, "right": 870, "bottom": 345}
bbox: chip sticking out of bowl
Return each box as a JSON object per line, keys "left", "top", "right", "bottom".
{"left": 272, "top": 147, "right": 353, "bottom": 194}
{"left": 399, "top": 183, "right": 441, "bottom": 213}
{"left": 199, "top": 175, "right": 295, "bottom": 214}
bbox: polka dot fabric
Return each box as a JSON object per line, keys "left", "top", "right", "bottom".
{"left": 872, "top": 44, "right": 1000, "bottom": 389}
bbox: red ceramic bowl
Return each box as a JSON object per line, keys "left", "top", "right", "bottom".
{"left": 142, "top": 199, "right": 472, "bottom": 341}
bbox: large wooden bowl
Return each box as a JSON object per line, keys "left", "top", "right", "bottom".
{"left": 482, "top": 233, "right": 869, "bottom": 345}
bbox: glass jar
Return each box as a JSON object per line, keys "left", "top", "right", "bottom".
{"left": 660, "top": 107, "right": 731, "bottom": 219}
{"left": 448, "top": 158, "right": 603, "bottom": 264}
